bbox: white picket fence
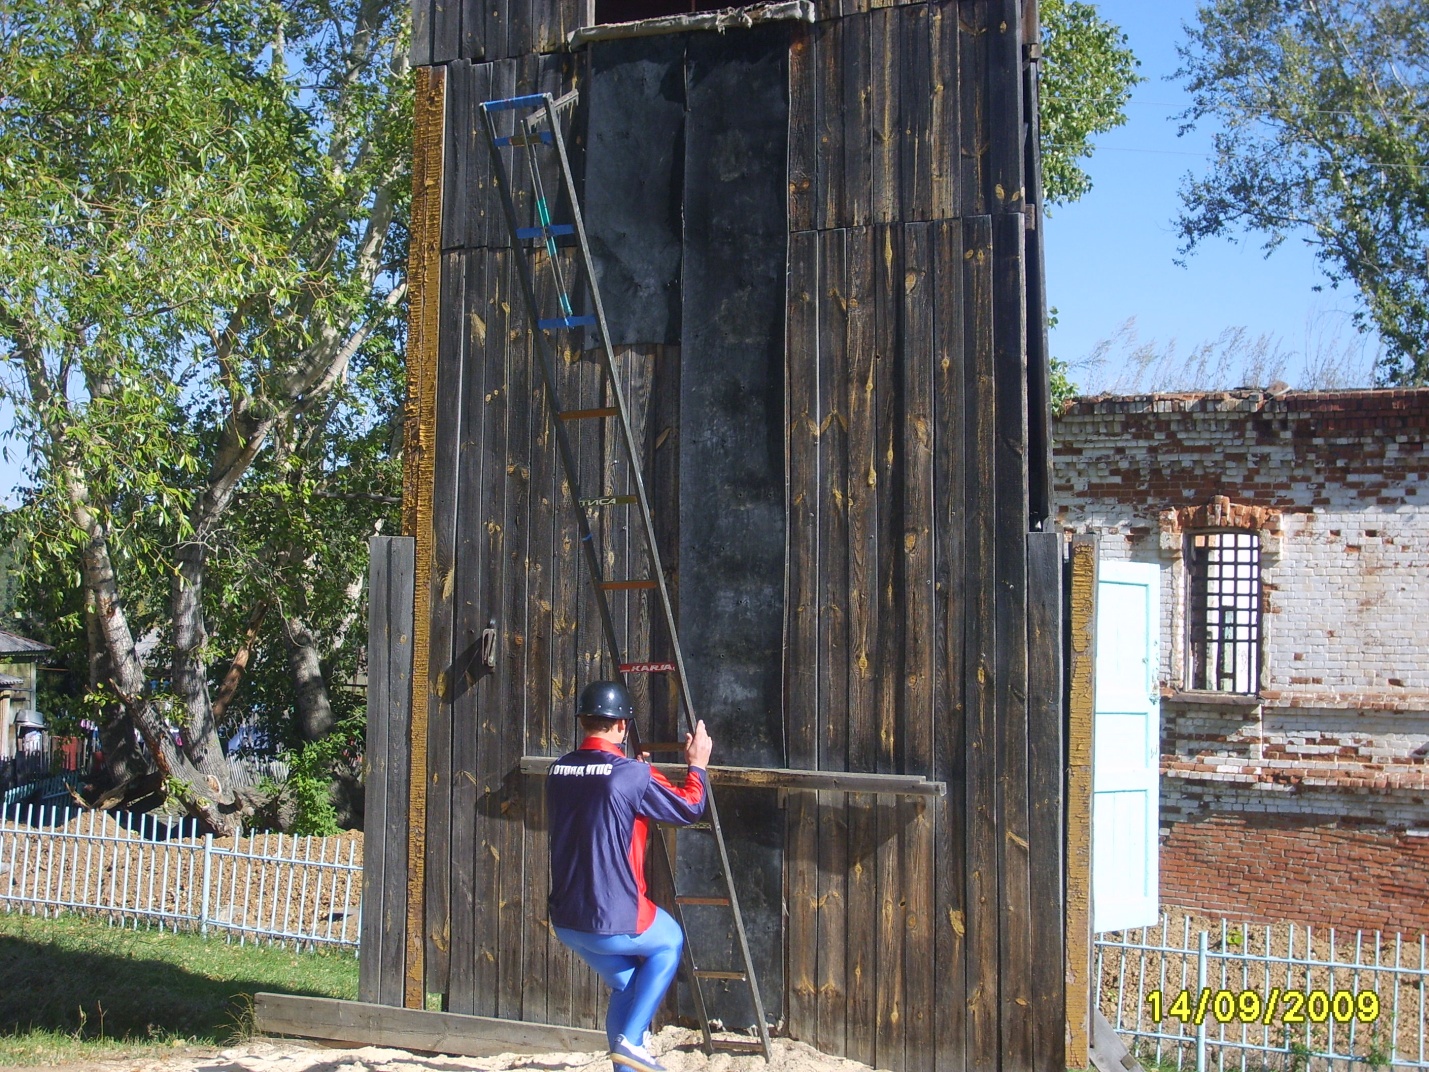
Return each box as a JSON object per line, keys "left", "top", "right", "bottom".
{"left": 0, "top": 805, "right": 362, "bottom": 950}
{"left": 1099, "top": 913, "right": 1429, "bottom": 1072}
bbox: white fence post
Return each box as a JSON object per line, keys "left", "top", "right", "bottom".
{"left": 199, "top": 833, "right": 214, "bottom": 935}
{"left": 1195, "top": 931, "right": 1208, "bottom": 1072}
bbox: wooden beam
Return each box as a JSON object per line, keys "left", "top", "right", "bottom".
{"left": 253, "top": 994, "right": 606, "bottom": 1057}
{"left": 402, "top": 62, "right": 446, "bottom": 1011}
{"left": 567, "top": 0, "right": 813, "bottom": 48}
{"left": 1065, "top": 534, "right": 1099, "bottom": 1068}
{"left": 518, "top": 756, "right": 945, "bottom": 796}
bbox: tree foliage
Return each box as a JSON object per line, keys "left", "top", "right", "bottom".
{"left": 1039, "top": 0, "right": 1143, "bottom": 205}
{"left": 0, "top": 0, "right": 410, "bottom": 831}
{"left": 1175, "top": 0, "right": 1429, "bottom": 385}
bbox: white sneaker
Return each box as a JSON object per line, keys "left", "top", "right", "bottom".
{"left": 610, "top": 1035, "right": 667, "bottom": 1072}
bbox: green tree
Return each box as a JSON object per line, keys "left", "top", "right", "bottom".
{"left": 1039, "top": 0, "right": 1143, "bottom": 206}
{"left": 0, "top": 0, "right": 410, "bottom": 832}
{"left": 1175, "top": 0, "right": 1429, "bottom": 385}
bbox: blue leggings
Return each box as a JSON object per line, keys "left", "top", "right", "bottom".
{"left": 554, "top": 908, "right": 683, "bottom": 1049}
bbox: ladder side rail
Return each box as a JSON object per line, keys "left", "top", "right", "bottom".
{"left": 543, "top": 102, "right": 771, "bottom": 1051}
{"left": 540, "top": 98, "right": 701, "bottom": 738}
{"left": 480, "top": 102, "right": 626, "bottom": 674}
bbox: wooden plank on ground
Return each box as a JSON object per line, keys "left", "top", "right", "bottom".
{"left": 960, "top": 214, "right": 998, "bottom": 1066}
{"left": 930, "top": 218, "right": 967, "bottom": 1071}
{"left": 1027, "top": 530, "right": 1066, "bottom": 1072}
{"left": 403, "top": 63, "right": 447, "bottom": 1011}
{"left": 1065, "top": 535, "right": 1099, "bottom": 1068}
{"left": 992, "top": 209, "right": 1032, "bottom": 1072}
{"left": 253, "top": 993, "right": 606, "bottom": 1056}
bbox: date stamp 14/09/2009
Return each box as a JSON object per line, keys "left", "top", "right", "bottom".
{"left": 1148, "top": 989, "right": 1381, "bottom": 1027}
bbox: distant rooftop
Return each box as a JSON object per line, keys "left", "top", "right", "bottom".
{"left": 1059, "top": 386, "right": 1429, "bottom": 418}
{"left": 0, "top": 628, "right": 52, "bottom": 659}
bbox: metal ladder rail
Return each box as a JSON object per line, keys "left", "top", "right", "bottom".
{"left": 478, "top": 91, "right": 772, "bottom": 1061}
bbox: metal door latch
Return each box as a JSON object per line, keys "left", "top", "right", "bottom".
{"left": 480, "top": 620, "right": 498, "bottom": 670}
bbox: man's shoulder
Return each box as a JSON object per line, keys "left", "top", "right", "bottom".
{"left": 547, "top": 749, "right": 646, "bottom": 781}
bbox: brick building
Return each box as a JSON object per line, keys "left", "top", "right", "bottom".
{"left": 1054, "top": 388, "right": 1429, "bottom": 936}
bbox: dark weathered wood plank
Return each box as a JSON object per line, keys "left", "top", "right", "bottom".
{"left": 929, "top": 1, "right": 960, "bottom": 219}
{"left": 869, "top": 9, "right": 899, "bottom": 224}
{"left": 787, "top": 229, "right": 820, "bottom": 777}
{"left": 843, "top": 792, "right": 876, "bottom": 1067}
{"left": 1027, "top": 530, "right": 1065, "bottom": 1072}
{"left": 815, "top": 19, "right": 844, "bottom": 232}
{"left": 426, "top": 249, "right": 471, "bottom": 1001}
{"left": 412, "top": 0, "right": 435, "bottom": 68}
{"left": 961, "top": 214, "right": 998, "bottom": 1067}
{"left": 930, "top": 218, "right": 967, "bottom": 1071}
{"left": 814, "top": 792, "right": 848, "bottom": 1057}
{"left": 871, "top": 223, "right": 901, "bottom": 778}
{"left": 987, "top": 0, "right": 1024, "bottom": 214}
{"left": 900, "top": 222, "right": 935, "bottom": 1072}
{"left": 817, "top": 227, "right": 850, "bottom": 778}
{"left": 789, "top": 25, "right": 816, "bottom": 233}
{"left": 446, "top": 250, "right": 490, "bottom": 1016}
{"left": 992, "top": 209, "right": 1031, "bottom": 1072}
{"left": 874, "top": 792, "right": 905, "bottom": 1072}
{"left": 253, "top": 994, "right": 607, "bottom": 1056}
{"left": 483, "top": 0, "right": 508, "bottom": 67}
{"left": 505, "top": 0, "right": 531, "bottom": 62}
{"left": 959, "top": 0, "right": 989, "bottom": 216}
{"left": 898, "top": 4, "right": 933, "bottom": 222}
{"left": 1022, "top": 20, "right": 1053, "bottom": 530}
{"left": 1065, "top": 535, "right": 1099, "bottom": 1069}
{"left": 433, "top": 0, "right": 461, "bottom": 64}
{"left": 360, "top": 539, "right": 393, "bottom": 1006}
{"left": 443, "top": 60, "right": 470, "bottom": 251}
{"left": 842, "top": 17, "right": 872, "bottom": 229}
{"left": 844, "top": 225, "right": 877, "bottom": 783}
{"left": 646, "top": 344, "right": 680, "bottom": 748}
{"left": 497, "top": 249, "right": 531, "bottom": 1023}
{"left": 787, "top": 788, "right": 819, "bottom": 1044}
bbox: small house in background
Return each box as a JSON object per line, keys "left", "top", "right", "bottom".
{"left": 1054, "top": 388, "right": 1429, "bottom": 937}
{"left": 0, "top": 627, "right": 52, "bottom": 760}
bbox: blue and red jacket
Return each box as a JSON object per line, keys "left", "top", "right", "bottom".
{"left": 546, "top": 737, "right": 707, "bottom": 935}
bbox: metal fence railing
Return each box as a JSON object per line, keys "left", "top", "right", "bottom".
{"left": 0, "top": 805, "right": 362, "bottom": 950}
{"left": 1099, "top": 913, "right": 1429, "bottom": 1072}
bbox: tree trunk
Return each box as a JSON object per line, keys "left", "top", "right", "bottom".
{"left": 86, "top": 591, "right": 149, "bottom": 788}
{"left": 283, "top": 614, "right": 336, "bottom": 743}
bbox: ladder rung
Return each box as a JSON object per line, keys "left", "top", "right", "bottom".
{"left": 598, "top": 579, "right": 658, "bottom": 591}
{"left": 638, "top": 741, "right": 686, "bottom": 753}
{"left": 557, "top": 407, "right": 619, "bottom": 421}
{"left": 494, "top": 131, "right": 555, "bottom": 148}
{"left": 538, "top": 315, "right": 596, "bottom": 330}
{"left": 482, "top": 93, "right": 547, "bottom": 112}
{"left": 677, "top": 896, "right": 731, "bottom": 907}
{"left": 582, "top": 495, "right": 639, "bottom": 509}
{"left": 693, "top": 970, "right": 748, "bottom": 981}
{"left": 710, "top": 1040, "right": 765, "bottom": 1053}
{"left": 516, "top": 223, "right": 575, "bottom": 239}
{"left": 619, "top": 661, "right": 677, "bottom": 674}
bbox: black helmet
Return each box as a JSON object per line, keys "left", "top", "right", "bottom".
{"left": 577, "top": 680, "right": 633, "bottom": 721}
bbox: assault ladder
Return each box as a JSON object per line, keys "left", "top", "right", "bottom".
{"left": 479, "top": 90, "right": 772, "bottom": 1061}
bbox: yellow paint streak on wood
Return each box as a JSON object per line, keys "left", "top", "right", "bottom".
{"left": 401, "top": 63, "right": 445, "bottom": 1011}
{"left": 1064, "top": 535, "right": 1099, "bottom": 1065}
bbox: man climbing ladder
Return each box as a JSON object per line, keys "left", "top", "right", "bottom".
{"left": 546, "top": 681, "right": 714, "bottom": 1072}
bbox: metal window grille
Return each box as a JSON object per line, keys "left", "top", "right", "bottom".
{"left": 1186, "top": 530, "right": 1261, "bottom": 694}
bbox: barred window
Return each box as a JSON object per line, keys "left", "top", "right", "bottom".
{"left": 1186, "top": 530, "right": 1261, "bottom": 694}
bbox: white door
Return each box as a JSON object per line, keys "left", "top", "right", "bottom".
{"left": 1093, "top": 560, "right": 1161, "bottom": 933}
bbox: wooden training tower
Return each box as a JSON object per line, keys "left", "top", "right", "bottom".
{"left": 293, "top": 2, "right": 1094, "bottom": 1070}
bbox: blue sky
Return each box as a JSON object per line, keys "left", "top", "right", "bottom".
{"left": 1043, "top": 0, "right": 1381, "bottom": 394}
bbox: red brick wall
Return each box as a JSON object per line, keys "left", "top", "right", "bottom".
{"left": 1161, "top": 814, "right": 1429, "bottom": 936}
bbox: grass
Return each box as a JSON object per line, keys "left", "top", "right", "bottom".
{"left": 0, "top": 909, "right": 357, "bottom": 1065}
